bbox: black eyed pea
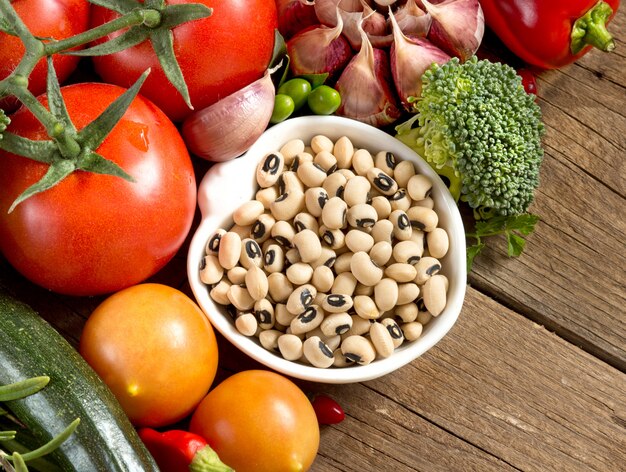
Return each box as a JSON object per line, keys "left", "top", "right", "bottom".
{"left": 256, "top": 151, "right": 285, "bottom": 188}
{"left": 227, "top": 266, "right": 247, "bottom": 285}
{"left": 245, "top": 264, "right": 269, "bottom": 301}
{"left": 319, "top": 225, "right": 345, "bottom": 250}
{"left": 395, "top": 303, "right": 418, "bottom": 323}
{"left": 343, "top": 176, "right": 371, "bottom": 207}
{"left": 353, "top": 295, "right": 380, "bottom": 320}
{"left": 426, "top": 228, "right": 449, "bottom": 259}
{"left": 389, "top": 209, "right": 412, "bottom": 241}
{"left": 417, "top": 310, "right": 433, "bottom": 325}
{"left": 233, "top": 200, "right": 265, "bottom": 227}
{"left": 256, "top": 186, "right": 279, "bottom": 210}
{"left": 396, "top": 282, "right": 420, "bottom": 305}
{"left": 374, "top": 151, "right": 396, "bottom": 176}
{"left": 352, "top": 148, "right": 374, "bottom": 176}
{"left": 322, "top": 294, "right": 354, "bottom": 313}
{"left": 297, "top": 161, "right": 328, "bottom": 188}
{"left": 277, "top": 333, "right": 304, "bottom": 361}
{"left": 278, "top": 171, "right": 304, "bottom": 195}
{"left": 367, "top": 167, "right": 398, "bottom": 196}
{"left": 374, "top": 278, "right": 399, "bottom": 312}
{"left": 303, "top": 336, "right": 335, "bottom": 368}
{"left": 393, "top": 240, "right": 423, "bottom": 265}
{"left": 402, "top": 321, "right": 423, "bottom": 341}
{"left": 293, "top": 229, "right": 322, "bottom": 263}
{"left": 199, "top": 255, "right": 224, "bottom": 285}
{"left": 293, "top": 212, "right": 319, "bottom": 234}
{"left": 254, "top": 298, "right": 275, "bottom": 329}
{"left": 407, "top": 206, "right": 438, "bottom": 232}
{"left": 385, "top": 263, "right": 417, "bottom": 283}
{"left": 304, "top": 187, "right": 328, "bottom": 217}
{"left": 218, "top": 231, "right": 242, "bottom": 270}
{"left": 251, "top": 213, "right": 276, "bottom": 243}
{"left": 347, "top": 203, "right": 378, "bottom": 229}
{"left": 267, "top": 272, "right": 294, "bottom": 303}
{"left": 321, "top": 196, "right": 347, "bottom": 230}
{"left": 286, "top": 262, "right": 314, "bottom": 285}
{"left": 290, "top": 305, "right": 324, "bottom": 334}
{"left": 371, "top": 219, "right": 394, "bottom": 244}
{"left": 381, "top": 318, "right": 404, "bottom": 348}
{"left": 285, "top": 248, "right": 301, "bottom": 265}
{"left": 227, "top": 285, "right": 256, "bottom": 311}
{"left": 413, "top": 196, "right": 434, "bottom": 209}
{"left": 270, "top": 220, "right": 296, "bottom": 248}
{"left": 393, "top": 160, "right": 416, "bottom": 189}
{"left": 423, "top": 274, "right": 447, "bottom": 317}
{"left": 409, "top": 229, "right": 426, "bottom": 248}
{"left": 371, "top": 195, "right": 392, "bottom": 220}
{"left": 279, "top": 139, "right": 305, "bottom": 166}
{"left": 229, "top": 224, "right": 252, "bottom": 240}
{"left": 270, "top": 190, "right": 306, "bottom": 222}
{"left": 369, "top": 322, "right": 395, "bottom": 358}
{"left": 259, "top": 329, "right": 282, "bottom": 351}
{"left": 311, "top": 134, "right": 334, "bottom": 154}
{"left": 414, "top": 256, "right": 442, "bottom": 284}
{"left": 331, "top": 271, "right": 357, "bottom": 296}
{"left": 333, "top": 349, "right": 355, "bottom": 367}
{"left": 312, "top": 265, "right": 334, "bottom": 293}
{"left": 314, "top": 150, "right": 338, "bottom": 173}
{"left": 354, "top": 282, "right": 374, "bottom": 296}
{"left": 345, "top": 229, "right": 374, "bottom": 253}
{"left": 369, "top": 241, "right": 393, "bottom": 267}
{"left": 313, "top": 291, "right": 326, "bottom": 307}
{"left": 275, "top": 303, "right": 296, "bottom": 327}
{"left": 209, "top": 279, "right": 231, "bottom": 305}
{"left": 345, "top": 314, "right": 373, "bottom": 336}
{"left": 289, "top": 152, "right": 312, "bottom": 172}
{"left": 350, "top": 251, "right": 383, "bottom": 286}
{"left": 286, "top": 284, "right": 317, "bottom": 315}
{"left": 235, "top": 313, "right": 258, "bottom": 337}
{"left": 341, "top": 335, "right": 376, "bottom": 365}
{"left": 205, "top": 228, "right": 226, "bottom": 255}
{"left": 389, "top": 189, "right": 411, "bottom": 212}
{"left": 322, "top": 172, "right": 347, "bottom": 198}
{"left": 336, "top": 168, "right": 356, "bottom": 180}
{"left": 264, "top": 244, "right": 285, "bottom": 274}
{"left": 320, "top": 312, "right": 353, "bottom": 336}
{"left": 240, "top": 238, "right": 264, "bottom": 269}
{"left": 310, "top": 246, "right": 337, "bottom": 270}
{"left": 407, "top": 174, "right": 433, "bottom": 201}
{"left": 333, "top": 136, "right": 354, "bottom": 169}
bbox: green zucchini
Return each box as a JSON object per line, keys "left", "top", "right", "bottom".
{"left": 0, "top": 290, "right": 159, "bottom": 471}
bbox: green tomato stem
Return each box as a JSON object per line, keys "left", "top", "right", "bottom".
{"left": 571, "top": 1, "right": 615, "bottom": 54}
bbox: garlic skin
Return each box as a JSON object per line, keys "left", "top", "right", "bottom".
{"left": 181, "top": 70, "right": 275, "bottom": 162}
{"left": 389, "top": 10, "right": 450, "bottom": 111}
{"left": 287, "top": 9, "right": 353, "bottom": 80}
{"left": 277, "top": 0, "right": 318, "bottom": 39}
{"left": 335, "top": 22, "right": 401, "bottom": 127}
{"left": 340, "top": 1, "right": 388, "bottom": 50}
{"left": 422, "top": 0, "right": 484, "bottom": 62}
{"left": 315, "top": 0, "right": 363, "bottom": 26}
{"left": 392, "top": 0, "right": 432, "bottom": 37}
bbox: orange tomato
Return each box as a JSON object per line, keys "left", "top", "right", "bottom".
{"left": 79, "top": 283, "right": 218, "bottom": 427}
{"left": 190, "top": 370, "right": 320, "bottom": 472}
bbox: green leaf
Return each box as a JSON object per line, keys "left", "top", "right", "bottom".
{"left": 79, "top": 69, "right": 149, "bottom": 150}
{"left": 271, "top": 29, "right": 286, "bottom": 69}
{"left": 0, "top": 132, "right": 57, "bottom": 163}
{"left": 466, "top": 243, "right": 485, "bottom": 272}
{"left": 87, "top": 0, "right": 139, "bottom": 14}
{"left": 0, "top": 376, "right": 49, "bottom": 402}
{"left": 9, "top": 160, "right": 75, "bottom": 213}
{"left": 68, "top": 26, "right": 150, "bottom": 56}
{"left": 45, "top": 57, "right": 76, "bottom": 135}
{"left": 78, "top": 151, "right": 135, "bottom": 182}
{"left": 474, "top": 216, "right": 508, "bottom": 236}
{"left": 12, "top": 452, "right": 28, "bottom": 472}
{"left": 5, "top": 418, "right": 80, "bottom": 463}
{"left": 0, "top": 430, "right": 17, "bottom": 441}
{"left": 160, "top": 3, "right": 212, "bottom": 29}
{"left": 505, "top": 213, "right": 540, "bottom": 236}
{"left": 150, "top": 28, "right": 192, "bottom": 109}
{"left": 507, "top": 233, "right": 526, "bottom": 257}
{"left": 144, "top": 0, "right": 165, "bottom": 8}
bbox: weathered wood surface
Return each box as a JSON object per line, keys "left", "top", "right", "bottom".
{"left": 470, "top": 11, "right": 626, "bottom": 372}
{"left": 1, "top": 8, "right": 625, "bottom": 472}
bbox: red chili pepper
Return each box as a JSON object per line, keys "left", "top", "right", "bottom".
{"left": 311, "top": 394, "right": 345, "bottom": 425}
{"left": 138, "top": 428, "right": 233, "bottom": 472}
{"left": 479, "top": 0, "right": 620, "bottom": 69}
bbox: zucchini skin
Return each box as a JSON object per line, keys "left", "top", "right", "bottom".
{"left": 0, "top": 291, "right": 159, "bottom": 471}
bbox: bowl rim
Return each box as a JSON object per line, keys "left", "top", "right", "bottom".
{"left": 187, "top": 115, "right": 466, "bottom": 384}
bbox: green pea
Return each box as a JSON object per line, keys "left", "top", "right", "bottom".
{"left": 271, "top": 94, "right": 295, "bottom": 124}
{"left": 307, "top": 85, "right": 341, "bottom": 116}
{"left": 278, "top": 78, "right": 312, "bottom": 111}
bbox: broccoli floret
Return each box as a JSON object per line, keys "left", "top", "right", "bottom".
{"left": 396, "top": 57, "right": 544, "bottom": 217}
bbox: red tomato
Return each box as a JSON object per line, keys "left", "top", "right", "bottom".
{"left": 0, "top": 0, "right": 91, "bottom": 112}
{"left": 190, "top": 370, "right": 320, "bottom": 472}
{"left": 79, "top": 284, "right": 219, "bottom": 427}
{"left": 89, "top": 0, "right": 278, "bottom": 121}
{"left": 0, "top": 83, "right": 196, "bottom": 296}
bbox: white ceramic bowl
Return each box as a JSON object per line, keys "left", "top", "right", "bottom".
{"left": 187, "top": 116, "right": 466, "bottom": 383}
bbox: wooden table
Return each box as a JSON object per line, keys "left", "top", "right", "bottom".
{"left": 1, "top": 11, "right": 625, "bottom": 472}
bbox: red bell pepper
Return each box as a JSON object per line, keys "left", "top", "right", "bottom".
{"left": 479, "top": 0, "right": 620, "bottom": 68}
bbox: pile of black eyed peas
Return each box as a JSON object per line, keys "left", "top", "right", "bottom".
{"left": 200, "top": 135, "right": 450, "bottom": 368}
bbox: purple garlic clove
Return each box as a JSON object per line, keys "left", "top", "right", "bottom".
{"left": 277, "top": 0, "right": 319, "bottom": 39}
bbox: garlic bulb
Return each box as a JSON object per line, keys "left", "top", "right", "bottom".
{"left": 392, "top": 0, "right": 432, "bottom": 37}
{"left": 340, "top": 1, "right": 388, "bottom": 49}
{"left": 315, "top": 0, "right": 364, "bottom": 26}
{"left": 277, "top": 0, "right": 318, "bottom": 39}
